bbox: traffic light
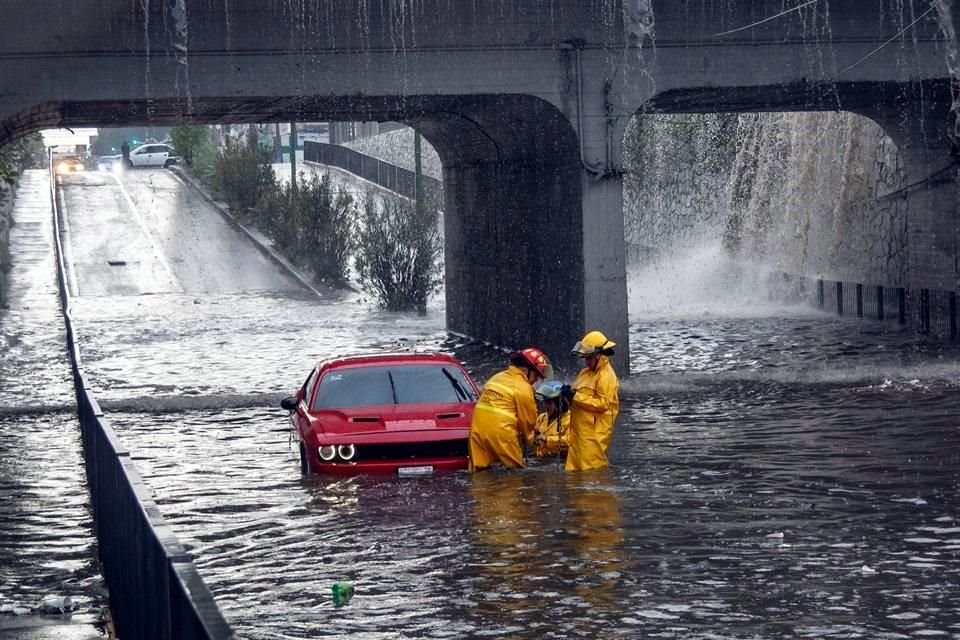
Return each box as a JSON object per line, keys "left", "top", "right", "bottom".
{"left": 131, "top": 139, "right": 138, "bottom": 145}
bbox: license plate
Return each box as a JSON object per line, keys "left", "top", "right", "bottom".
{"left": 397, "top": 465, "right": 434, "bottom": 477}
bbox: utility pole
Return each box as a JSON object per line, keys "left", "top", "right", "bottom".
{"left": 289, "top": 121, "right": 298, "bottom": 193}
{"left": 273, "top": 122, "right": 281, "bottom": 163}
{"left": 414, "top": 129, "right": 424, "bottom": 217}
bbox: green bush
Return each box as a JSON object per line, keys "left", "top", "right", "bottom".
{"left": 354, "top": 192, "right": 443, "bottom": 312}
{"left": 295, "top": 173, "right": 354, "bottom": 285}
{"left": 213, "top": 139, "right": 274, "bottom": 216}
{"left": 169, "top": 126, "right": 209, "bottom": 168}
{"left": 252, "top": 172, "right": 355, "bottom": 285}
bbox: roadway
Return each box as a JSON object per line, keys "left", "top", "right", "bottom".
{"left": 57, "top": 168, "right": 300, "bottom": 297}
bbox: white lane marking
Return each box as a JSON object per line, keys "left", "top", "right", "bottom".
{"left": 56, "top": 184, "right": 80, "bottom": 297}
{"left": 111, "top": 172, "right": 183, "bottom": 292}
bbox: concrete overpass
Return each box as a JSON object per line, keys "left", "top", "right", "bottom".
{"left": 5, "top": 1, "right": 958, "bottom": 368}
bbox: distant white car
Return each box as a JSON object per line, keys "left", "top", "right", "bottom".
{"left": 127, "top": 143, "right": 179, "bottom": 168}
{"left": 96, "top": 155, "right": 122, "bottom": 171}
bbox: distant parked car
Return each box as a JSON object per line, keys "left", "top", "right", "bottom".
{"left": 281, "top": 353, "right": 479, "bottom": 476}
{"left": 126, "top": 143, "right": 178, "bottom": 168}
{"left": 54, "top": 155, "right": 86, "bottom": 174}
{"left": 96, "top": 154, "right": 122, "bottom": 172}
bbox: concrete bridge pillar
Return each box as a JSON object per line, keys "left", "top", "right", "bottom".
{"left": 866, "top": 90, "right": 960, "bottom": 291}
{"left": 414, "top": 95, "right": 629, "bottom": 373}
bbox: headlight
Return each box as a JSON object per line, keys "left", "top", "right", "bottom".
{"left": 337, "top": 444, "right": 356, "bottom": 461}
{"left": 318, "top": 445, "right": 336, "bottom": 461}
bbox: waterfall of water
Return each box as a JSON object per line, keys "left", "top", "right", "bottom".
{"left": 623, "top": 0, "right": 655, "bottom": 46}
{"left": 624, "top": 111, "right": 907, "bottom": 316}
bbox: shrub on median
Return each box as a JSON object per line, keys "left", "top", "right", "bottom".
{"left": 254, "top": 172, "right": 355, "bottom": 286}
{"left": 214, "top": 139, "right": 275, "bottom": 216}
{"left": 354, "top": 192, "right": 443, "bottom": 312}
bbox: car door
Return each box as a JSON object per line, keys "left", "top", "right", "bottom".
{"left": 148, "top": 145, "right": 166, "bottom": 166}
{"left": 294, "top": 366, "right": 323, "bottom": 438}
{"left": 130, "top": 146, "right": 150, "bottom": 167}
{"left": 153, "top": 145, "right": 171, "bottom": 166}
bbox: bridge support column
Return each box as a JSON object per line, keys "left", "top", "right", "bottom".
{"left": 582, "top": 173, "right": 630, "bottom": 374}
{"left": 417, "top": 96, "right": 629, "bottom": 373}
{"left": 872, "top": 99, "right": 960, "bottom": 292}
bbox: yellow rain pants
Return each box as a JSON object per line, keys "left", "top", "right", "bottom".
{"left": 469, "top": 366, "right": 537, "bottom": 471}
{"left": 565, "top": 355, "right": 620, "bottom": 471}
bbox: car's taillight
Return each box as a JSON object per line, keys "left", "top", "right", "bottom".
{"left": 337, "top": 444, "right": 356, "bottom": 461}
{"left": 318, "top": 445, "right": 336, "bottom": 461}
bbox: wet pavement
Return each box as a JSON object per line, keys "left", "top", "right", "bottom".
{"left": 0, "top": 171, "right": 106, "bottom": 638}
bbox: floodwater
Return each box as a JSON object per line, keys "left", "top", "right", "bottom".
{"left": 0, "top": 171, "right": 106, "bottom": 626}
{"left": 3, "top": 167, "right": 960, "bottom": 638}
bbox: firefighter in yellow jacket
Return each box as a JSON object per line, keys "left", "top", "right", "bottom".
{"left": 531, "top": 380, "right": 571, "bottom": 457}
{"left": 561, "top": 331, "right": 620, "bottom": 471}
{"left": 469, "top": 348, "right": 553, "bottom": 471}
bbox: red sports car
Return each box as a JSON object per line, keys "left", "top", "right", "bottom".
{"left": 281, "top": 353, "right": 479, "bottom": 476}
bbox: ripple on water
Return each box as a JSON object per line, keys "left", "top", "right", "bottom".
{"left": 62, "top": 287, "right": 960, "bottom": 638}
{"left": 0, "top": 413, "right": 106, "bottom": 616}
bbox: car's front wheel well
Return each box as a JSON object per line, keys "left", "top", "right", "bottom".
{"left": 299, "top": 443, "right": 310, "bottom": 475}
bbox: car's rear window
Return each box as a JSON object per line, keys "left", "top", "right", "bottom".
{"left": 312, "top": 364, "right": 477, "bottom": 410}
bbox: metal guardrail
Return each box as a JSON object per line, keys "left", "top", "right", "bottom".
{"left": 303, "top": 140, "right": 442, "bottom": 201}
{"left": 48, "top": 164, "right": 235, "bottom": 639}
{"left": 814, "top": 277, "right": 958, "bottom": 338}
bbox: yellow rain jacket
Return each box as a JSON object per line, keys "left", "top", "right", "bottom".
{"left": 531, "top": 411, "right": 571, "bottom": 457}
{"left": 565, "top": 355, "right": 620, "bottom": 471}
{"left": 469, "top": 365, "right": 538, "bottom": 471}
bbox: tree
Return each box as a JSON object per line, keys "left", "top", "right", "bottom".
{"left": 169, "top": 126, "right": 211, "bottom": 167}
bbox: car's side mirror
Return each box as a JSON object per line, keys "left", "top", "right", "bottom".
{"left": 280, "top": 396, "right": 298, "bottom": 412}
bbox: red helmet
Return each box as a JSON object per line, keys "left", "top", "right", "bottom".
{"left": 510, "top": 347, "right": 554, "bottom": 380}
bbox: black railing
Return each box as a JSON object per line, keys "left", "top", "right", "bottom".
{"left": 303, "top": 140, "right": 442, "bottom": 202}
{"left": 49, "top": 162, "right": 235, "bottom": 639}
{"left": 812, "top": 275, "right": 959, "bottom": 339}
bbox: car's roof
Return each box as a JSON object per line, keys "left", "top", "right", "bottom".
{"left": 133, "top": 142, "right": 172, "bottom": 150}
{"left": 319, "top": 351, "right": 462, "bottom": 370}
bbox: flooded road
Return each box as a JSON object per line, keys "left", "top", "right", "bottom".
{"left": 47, "top": 167, "right": 960, "bottom": 637}
{"left": 0, "top": 171, "right": 105, "bottom": 628}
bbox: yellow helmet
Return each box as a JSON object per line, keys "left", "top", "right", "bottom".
{"left": 572, "top": 330, "right": 616, "bottom": 357}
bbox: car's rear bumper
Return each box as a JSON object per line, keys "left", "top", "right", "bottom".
{"left": 311, "top": 456, "right": 468, "bottom": 476}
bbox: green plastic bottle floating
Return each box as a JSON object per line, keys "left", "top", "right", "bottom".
{"left": 332, "top": 581, "right": 354, "bottom": 605}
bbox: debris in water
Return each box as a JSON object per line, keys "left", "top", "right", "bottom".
{"left": 38, "top": 595, "right": 76, "bottom": 613}
{"left": 332, "top": 581, "right": 354, "bottom": 605}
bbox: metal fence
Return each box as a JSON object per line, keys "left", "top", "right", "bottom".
{"left": 49, "top": 164, "right": 235, "bottom": 639}
{"left": 814, "top": 277, "right": 959, "bottom": 339}
{"left": 303, "top": 140, "right": 442, "bottom": 202}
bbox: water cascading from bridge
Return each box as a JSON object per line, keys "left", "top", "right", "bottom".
{"left": 623, "top": 111, "right": 907, "bottom": 318}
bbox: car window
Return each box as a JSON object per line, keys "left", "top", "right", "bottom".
{"left": 312, "top": 364, "right": 476, "bottom": 410}
{"left": 133, "top": 147, "right": 148, "bottom": 155}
